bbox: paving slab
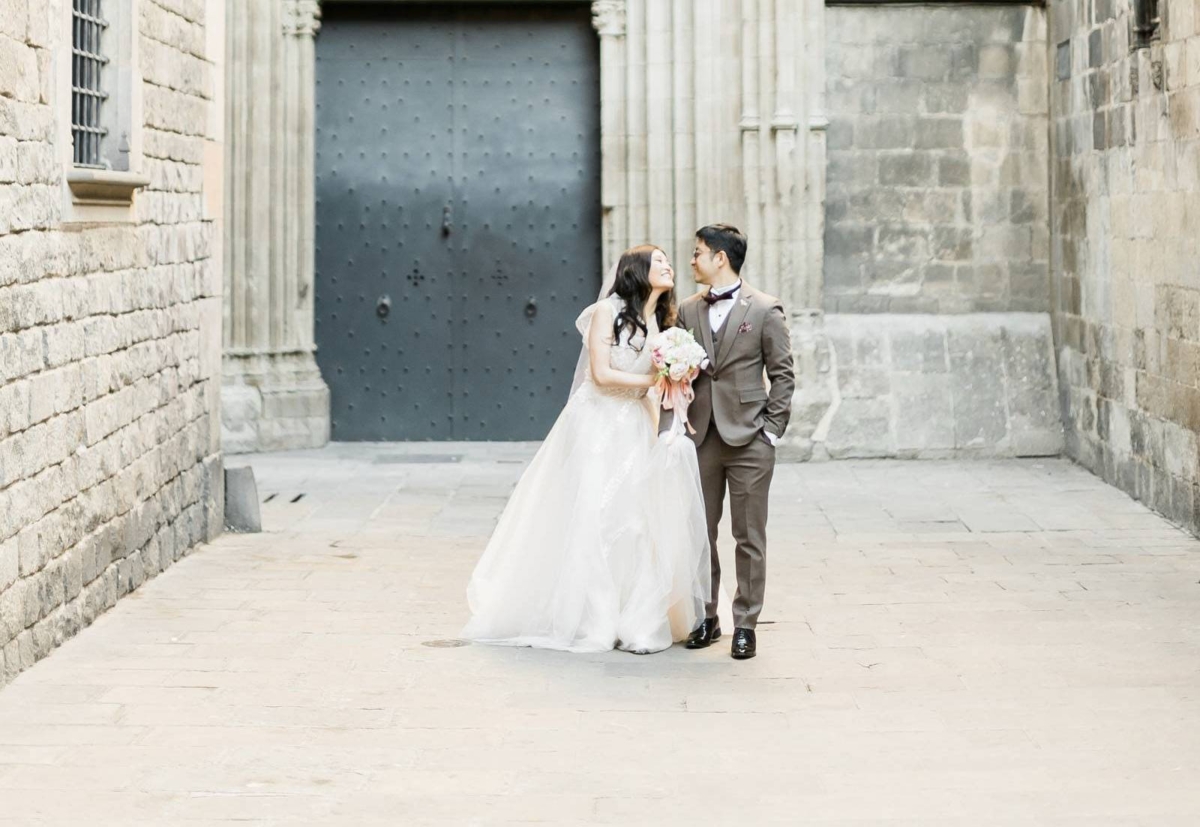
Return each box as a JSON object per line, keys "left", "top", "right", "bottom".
{"left": 1, "top": 445, "right": 1199, "bottom": 824}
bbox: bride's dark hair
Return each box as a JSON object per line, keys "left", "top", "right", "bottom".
{"left": 607, "top": 244, "right": 676, "bottom": 348}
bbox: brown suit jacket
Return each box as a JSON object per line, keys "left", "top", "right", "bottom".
{"left": 663, "top": 283, "right": 795, "bottom": 448}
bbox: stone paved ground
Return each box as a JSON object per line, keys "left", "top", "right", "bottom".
{"left": 2, "top": 445, "right": 1200, "bottom": 825}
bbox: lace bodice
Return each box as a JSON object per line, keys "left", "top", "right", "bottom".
{"left": 579, "top": 296, "right": 658, "bottom": 399}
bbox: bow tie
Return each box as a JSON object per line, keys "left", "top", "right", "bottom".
{"left": 702, "top": 287, "right": 738, "bottom": 306}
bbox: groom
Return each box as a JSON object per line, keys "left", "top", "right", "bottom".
{"left": 662, "top": 224, "right": 795, "bottom": 659}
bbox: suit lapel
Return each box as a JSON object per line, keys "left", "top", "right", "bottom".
{"left": 694, "top": 297, "right": 717, "bottom": 368}
{"left": 715, "top": 286, "right": 753, "bottom": 367}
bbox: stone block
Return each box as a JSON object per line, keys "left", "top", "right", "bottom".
{"left": 1010, "top": 189, "right": 1041, "bottom": 224}
{"left": 823, "top": 397, "right": 893, "bottom": 458}
{"left": 856, "top": 117, "right": 915, "bottom": 150}
{"left": 878, "top": 225, "right": 931, "bottom": 261}
{"left": 838, "top": 366, "right": 890, "bottom": 399}
{"left": 0, "top": 135, "right": 15, "bottom": 184}
{"left": 827, "top": 119, "right": 853, "bottom": 150}
{"left": 891, "top": 325, "right": 949, "bottom": 373}
{"left": 825, "top": 225, "right": 874, "bottom": 259}
{"left": 827, "top": 152, "right": 877, "bottom": 188}
{"left": 866, "top": 260, "right": 923, "bottom": 295}
{"left": 261, "top": 388, "right": 330, "bottom": 420}
{"left": 925, "top": 84, "right": 970, "bottom": 114}
{"left": 818, "top": 314, "right": 1061, "bottom": 458}
{"left": 880, "top": 155, "right": 934, "bottom": 186}
{"left": 980, "top": 44, "right": 1016, "bottom": 78}
{"left": 979, "top": 225, "right": 1032, "bottom": 261}
{"left": 930, "top": 228, "right": 975, "bottom": 264}
{"left": 901, "top": 190, "right": 959, "bottom": 224}
{"left": 831, "top": 295, "right": 891, "bottom": 313}
{"left": 887, "top": 296, "right": 942, "bottom": 313}
{"left": 873, "top": 81, "right": 924, "bottom": 115}
{"left": 1010, "top": 263, "right": 1050, "bottom": 309}
{"left": 938, "top": 155, "right": 971, "bottom": 186}
{"left": 256, "top": 417, "right": 331, "bottom": 452}
{"left": 16, "top": 141, "right": 55, "bottom": 184}
{"left": 923, "top": 263, "right": 956, "bottom": 286}
{"left": 0, "top": 534, "right": 16, "bottom": 592}
{"left": 824, "top": 322, "right": 858, "bottom": 369}
{"left": 946, "top": 325, "right": 1009, "bottom": 448}
{"left": 892, "top": 373, "right": 956, "bottom": 452}
{"left": 823, "top": 255, "right": 865, "bottom": 297}
{"left": 0, "top": 33, "right": 38, "bottom": 103}
{"left": 224, "top": 465, "right": 261, "bottom": 533}
{"left": 0, "top": 328, "right": 44, "bottom": 383}
{"left": 899, "top": 45, "right": 953, "bottom": 81}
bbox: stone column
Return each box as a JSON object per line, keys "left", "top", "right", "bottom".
{"left": 222, "top": 0, "right": 330, "bottom": 453}
{"left": 593, "top": 1, "right": 628, "bottom": 274}
{"left": 591, "top": 0, "right": 832, "bottom": 458}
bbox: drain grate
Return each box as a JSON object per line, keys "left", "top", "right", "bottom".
{"left": 422, "top": 639, "right": 470, "bottom": 648}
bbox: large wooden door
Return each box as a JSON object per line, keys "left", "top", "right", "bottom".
{"left": 315, "top": 3, "right": 601, "bottom": 441}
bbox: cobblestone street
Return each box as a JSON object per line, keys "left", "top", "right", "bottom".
{"left": 2, "top": 445, "right": 1200, "bottom": 825}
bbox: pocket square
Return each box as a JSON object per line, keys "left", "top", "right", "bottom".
{"left": 738, "top": 321, "right": 753, "bottom": 334}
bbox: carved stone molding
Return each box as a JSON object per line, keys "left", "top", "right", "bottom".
{"left": 591, "top": 0, "right": 626, "bottom": 37}
{"left": 283, "top": 0, "right": 321, "bottom": 37}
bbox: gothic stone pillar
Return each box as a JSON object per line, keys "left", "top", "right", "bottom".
{"left": 591, "top": 0, "right": 832, "bottom": 459}
{"left": 222, "top": 0, "right": 330, "bottom": 452}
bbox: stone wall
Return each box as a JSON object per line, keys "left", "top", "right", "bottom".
{"left": 0, "top": 0, "right": 223, "bottom": 686}
{"left": 800, "top": 3, "right": 1064, "bottom": 460}
{"left": 1050, "top": 0, "right": 1200, "bottom": 533}
{"left": 819, "top": 313, "right": 1064, "bottom": 458}
{"left": 825, "top": 4, "right": 1051, "bottom": 313}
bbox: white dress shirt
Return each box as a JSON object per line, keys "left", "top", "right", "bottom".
{"left": 707, "top": 280, "right": 742, "bottom": 335}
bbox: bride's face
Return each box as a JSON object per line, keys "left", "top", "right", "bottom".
{"left": 648, "top": 249, "right": 674, "bottom": 291}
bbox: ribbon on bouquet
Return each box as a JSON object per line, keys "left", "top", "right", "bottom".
{"left": 655, "top": 373, "right": 698, "bottom": 436}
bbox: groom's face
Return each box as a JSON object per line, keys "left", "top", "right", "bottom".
{"left": 691, "top": 240, "right": 719, "bottom": 285}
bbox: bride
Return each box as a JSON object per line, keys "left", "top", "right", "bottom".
{"left": 462, "top": 245, "right": 710, "bottom": 654}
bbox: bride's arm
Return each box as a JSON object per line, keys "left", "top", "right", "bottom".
{"left": 587, "top": 302, "right": 656, "bottom": 390}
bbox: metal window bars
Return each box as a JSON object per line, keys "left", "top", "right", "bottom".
{"left": 1133, "top": 0, "right": 1161, "bottom": 48}
{"left": 72, "top": 0, "right": 109, "bottom": 167}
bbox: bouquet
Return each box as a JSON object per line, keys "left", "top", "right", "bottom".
{"left": 650, "top": 328, "right": 710, "bottom": 435}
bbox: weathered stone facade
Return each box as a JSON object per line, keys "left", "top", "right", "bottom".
{"left": 825, "top": 4, "right": 1051, "bottom": 314}
{"left": 821, "top": 313, "right": 1063, "bottom": 458}
{"left": 1050, "top": 0, "right": 1200, "bottom": 533}
{"left": 808, "top": 3, "right": 1064, "bottom": 459}
{"left": 0, "top": 0, "right": 224, "bottom": 686}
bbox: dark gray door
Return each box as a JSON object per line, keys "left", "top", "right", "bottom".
{"left": 315, "top": 3, "right": 601, "bottom": 441}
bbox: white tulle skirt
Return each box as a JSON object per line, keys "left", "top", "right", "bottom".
{"left": 463, "top": 382, "right": 711, "bottom": 654}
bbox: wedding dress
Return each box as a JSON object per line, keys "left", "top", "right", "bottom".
{"left": 463, "top": 295, "right": 711, "bottom": 653}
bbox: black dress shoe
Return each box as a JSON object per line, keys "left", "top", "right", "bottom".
{"left": 685, "top": 618, "right": 721, "bottom": 649}
{"left": 730, "top": 628, "right": 756, "bottom": 659}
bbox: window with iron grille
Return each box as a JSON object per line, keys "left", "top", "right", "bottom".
{"left": 72, "top": 0, "right": 109, "bottom": 168}
{"left": 1132, "top": 0, "right": 1161, "bottom": 49}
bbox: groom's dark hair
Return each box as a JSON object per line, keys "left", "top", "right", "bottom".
{"left": 696, "top": 224, "right": 747, "bottom": 275}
